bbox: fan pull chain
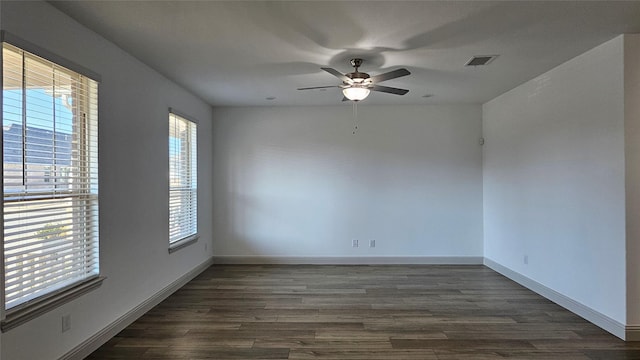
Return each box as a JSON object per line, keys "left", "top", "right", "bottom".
{"left": 352, "top": 101, "right": 358, "bottom": 135}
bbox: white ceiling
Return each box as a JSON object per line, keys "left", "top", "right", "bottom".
{"left": 50, "top": 1, "right": 640, "bottom": 107}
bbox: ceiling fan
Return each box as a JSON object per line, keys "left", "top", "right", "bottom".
{"left": 298, "top": 58, "right": 411, "bottom": 102}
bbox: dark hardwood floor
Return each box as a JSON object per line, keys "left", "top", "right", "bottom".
{"left": 86, "top": 265, "right": 640, "bottom": 359}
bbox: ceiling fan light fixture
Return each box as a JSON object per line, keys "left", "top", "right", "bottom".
{"left": 342, "top": 87, "right": 370, "bottom": 101}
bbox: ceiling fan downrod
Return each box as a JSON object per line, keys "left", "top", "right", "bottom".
{"left": 350, "top": 58, "right": 364, "bottom": 72}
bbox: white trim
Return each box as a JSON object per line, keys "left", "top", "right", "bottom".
{"left": 1, "top": 31, "right": 102, "bottom": 82}
{"left": 169, "top": 107, "right": 199, "bottom": 124}
{"left": 168, "top": 234, "right": 199, "bottom": 253}
{"left": 212, "top": 256, "right": 484, "bottom": 265}
{"left": 58, "top": 257, "right": 214, "bottom": 360}
{"left": 2, "top": 276, "right": 105, "bottom": 332}
{"left": 483, "top": 258, "right": 627, "bottom": 340}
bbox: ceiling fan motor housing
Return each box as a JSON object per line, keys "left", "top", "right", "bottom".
{"left": 347, "top": 71, "right": 371, "bottom": 85}
{"left": 347, "top": 58, "right": 372, "bottom": 86}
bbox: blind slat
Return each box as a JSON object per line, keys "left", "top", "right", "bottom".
{"left": 6, "top": 255, "right": 97, "bottom": 288}
{"left": 3, "top": 42, "right": 100, "bottom": 312}
{"left": 168, "top": 113, "right": 197, "bottom": 244}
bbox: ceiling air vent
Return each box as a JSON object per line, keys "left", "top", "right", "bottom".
{"left": 465, "top": 55, "right": 498, "bottom": 67}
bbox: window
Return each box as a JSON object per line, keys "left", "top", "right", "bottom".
{"left": 2, "top": 42, "right": 100, "bottom": 327}
{"left": 168, "top": 111, "right": 197, "bottom": 250}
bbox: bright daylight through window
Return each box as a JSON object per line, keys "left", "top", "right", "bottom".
{"left": 168, "top": 111, "right": 197, "bottom": 249}
{"left": 2, "top": 42, "right": 99, "bottom": 320}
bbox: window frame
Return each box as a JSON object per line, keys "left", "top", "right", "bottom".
{"left": 0, "top": 33, "right": 103, "bottom": 331}
{"left": 168, "top": 108, "right": 198, "bottom": 253}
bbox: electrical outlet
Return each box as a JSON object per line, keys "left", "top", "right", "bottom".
{"left": 352, "top": 239, "right": 359, "bottom": 248}
{"left": 524, "top": 255, "right": 529, "bottom": 265}
{"left": 369, "top": 239, "right": 376, "bottom": 248}
{"left": 62, "top": 314, "right": 71, "bottom": 333}
{"left": 204, "top": 243, "right": 208, "bottom": 251}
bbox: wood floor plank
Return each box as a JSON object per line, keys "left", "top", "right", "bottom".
{"left": 288, "top": 349, "right": 438, "bottom": 359}
{"left": 85, "top": 265, "right": 635, "bottom": 360}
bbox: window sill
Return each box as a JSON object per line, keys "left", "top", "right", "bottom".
{"left": 1, "top": 276, "right": 106, "bottom": 332}
{"left": 169, "top": 234, "right": 199, "bottom": 253}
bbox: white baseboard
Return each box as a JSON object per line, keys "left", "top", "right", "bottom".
{"left": 212, "top": 255, "right": 484, "bottom": 265}
{"left": 625, "top": 325, "right": 640, "bottom": 341}
{"left": 59, "top": 257, "right": 215, "bottom": 360}
{"left": 483, "top": 257, "right": 627, "bottom": 340}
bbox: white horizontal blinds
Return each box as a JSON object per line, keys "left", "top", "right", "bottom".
{"left": 169, "top": 112, "right": 197, "bottom": 244}
{"left": 2, "top": 43, "right": 99, "bottom": 311}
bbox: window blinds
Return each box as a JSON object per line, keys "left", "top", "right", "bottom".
{"left": 169, "top": 112, "right": 197, "bottom": 245}
{"left": 2, "top": 43, "right": 99, "bottom": 311}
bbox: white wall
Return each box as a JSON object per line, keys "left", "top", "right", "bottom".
{"left": 624, "top": 34, "right": 640, "bottom": 329}
{"left": 1, "top": 1, "right": 214, "bottom": 359}
{"left": 2, "top": 1, "right": 634, "bottom": 356}
{"left": 483, "top": 36, "right": 626, "bottom": 325}
{"left": 212, "top": 105, "right": 483, "bottom": 261}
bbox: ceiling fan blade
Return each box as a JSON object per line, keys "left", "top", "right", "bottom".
{"left": 297, "top": 85, "right": 339, "bottom": 90}
{"left": 321, "top": 67, "right": 353, "bottom": 84}
{"left": 371, "top": 85, "right": 409, "bottom": 95}
{"left": 370, "top": 68, "right": 411, "bottom": 83}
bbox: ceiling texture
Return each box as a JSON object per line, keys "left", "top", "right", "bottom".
{"left": 49, "top": 1, "right": 640, "bottom": 107}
